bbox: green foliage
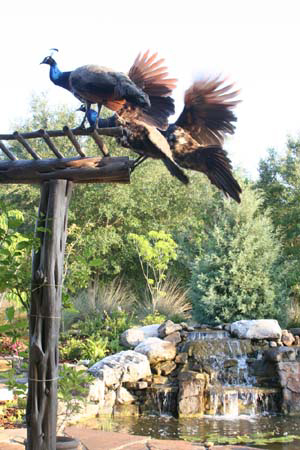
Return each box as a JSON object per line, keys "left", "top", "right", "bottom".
{"left": 183, "top": 431, "right": 300, "bottom": 446}
{"left": 57, "top": 364, "right": 94, "bottom": 431}
{"left": 5, "top": 368, "right": 28, "bottom": 398}
{"left": 0, "top": 306, "right": 28, "bottom": 347}
{"left": 141, "top": 311, "right": 167, "bottom": 325}
{"left": 60, "top": 336, "right": 108, "bottom": 363}
{"left": 94, "top": 278, "right": 136, "bottom": 314}
{"left": 138, "top": 278, "right": 192, "bottom": 322}
{"left": 190, "top": 184, "right": 286, "bottom": 325}
{"left": 0, "top": 205, "right": 36, "bottom": 310}
{"left": 60, "top": 337, "right": 87, "bottom": 361}
{"left": 129, "top": 231, "right": 178, "bottom": 311}
{"left": 61, "top": 309, "right": 136, "bottom": 361}
{"left": 256, "top": 138, "right": 300, "bottom": 314}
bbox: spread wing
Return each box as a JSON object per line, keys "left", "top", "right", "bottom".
{"left": 128, "top": 50, "right": 177, "bottom": 96}
{"left": 178, "top": 145, "right": 242, "bottom": 202}
{"left": 175, "top": 76, "right": 240, "bottom": 145}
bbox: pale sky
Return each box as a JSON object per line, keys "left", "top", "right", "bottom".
{"left": 1, "top": 0, "right": 300, "bottom": 178}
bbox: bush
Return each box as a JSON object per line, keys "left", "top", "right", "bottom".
{"left": 62, "top": 278, "right": 136, "bottom": 331}
{"left": 141, "top": 312, "right": 167, "bottom": 325}
{"left": 190, "top": 185, "right": 286, "bottom": 324}
{"left": 60, "top": 309, "right": 136, "bottom": 361}
{"left": 95, "top": 278, "right": 137, "bottom": 314}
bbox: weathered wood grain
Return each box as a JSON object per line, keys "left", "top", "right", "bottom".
{"left": 0, "top": 156, "right": 133, "bottom": 184}
{"left": 26, "top": 180, "right": 73, "bottom": 449}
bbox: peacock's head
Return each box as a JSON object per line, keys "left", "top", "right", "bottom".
{"left": 40, "top": 55, "right": 56, "bottom": 66}
{"left": 40, "top": 49, "right": 59, "bottom": 66}
{"left": 77, "top": 105, "right": 87, "bottom": 113}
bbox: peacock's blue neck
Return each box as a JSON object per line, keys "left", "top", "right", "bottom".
{"left": 87, "top": 109, "right": 98, "bottom": 126}
{"left": 87, "top": 110, "right": 117, "bottom": 128}
{"left": 49, "top": 63, "right": 71, "bottom": 91}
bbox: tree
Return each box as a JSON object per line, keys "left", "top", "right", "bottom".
{"left": 256, "top": 138, "right": 300, "bottom": 307}
{"left": 189, "top": 184, "right": 286, "bottom": 325}
{"left": 129, "top": 230, "right": 178, "bottom": 311}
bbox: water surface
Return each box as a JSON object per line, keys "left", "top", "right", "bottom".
{"left": 88, "top": 415, "right": 300, "bottom": 449}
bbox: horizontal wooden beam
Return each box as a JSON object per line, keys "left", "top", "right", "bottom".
{"left": 0, "top": 126, "right": 124, "bottom": 141}
{"left": 0, "top": 156, "right": 133, "bottom": 184}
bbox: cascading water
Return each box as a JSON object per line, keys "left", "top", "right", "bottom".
{"left": 185, "top": 329, "right": 281, "bottom": 417}
{"left": 147, "top": 385, "right": 178, "bottom": 416}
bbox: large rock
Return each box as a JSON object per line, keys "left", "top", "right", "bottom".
{"left": 88, "top": 350, "right": 151, "bottom": 387}
{"left": 121, "top": 324, "right": 160, "bottom": 348}
{"left": 282, "top": 330, "right": 295, "bottom": 347}
{"left": 158, "top": 320, "right": 182, "bottom": 338}
{"left": 120, "top": 328, "right": 145, "bottom": 347}
{"left": 230, "top": 320, "right": 282, "bottom": 340}
{"left": 142, "top": 324, "right": 161, "bottom": 338}
{"left": 135, "top": 337, "right": 176, "bottom": 364}
{"left": 116, "top": 386, "right": 136, "bottom": 404}
{"left": 178, "top": 377, "right": 206, "bottom": 417}
{"left": 164, "top": 331, "right": 182, "bottom": 345}
{"left": 277, "top": 361, "right": 300, "bottom": 414}
{"left": 88, "top": 378, "right": 105, "bottom": 403}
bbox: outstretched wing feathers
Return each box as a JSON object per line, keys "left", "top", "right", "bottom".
{"left": 128, "top": 50, "right": 177, "bottom": 96}
{"left": 176, "top": 76, "right": 240, "bottom": 145}
{"left": 179, "top": 146, "right": 241, "bottom": 202}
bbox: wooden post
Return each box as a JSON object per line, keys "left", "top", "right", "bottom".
{"left": 26, "top": 179, "right": 73, "bottom": 449}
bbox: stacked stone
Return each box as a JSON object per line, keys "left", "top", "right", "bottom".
{"left": 83, "top": 319, "right": 300, "bottom": 419}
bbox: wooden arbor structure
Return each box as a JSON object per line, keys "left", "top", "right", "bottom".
{"left": 0, "top": 125, "right": 133, "bottom": 449}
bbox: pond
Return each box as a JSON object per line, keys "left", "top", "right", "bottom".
{"left": 83, "top": 414, "right": 300, "bottom": 449}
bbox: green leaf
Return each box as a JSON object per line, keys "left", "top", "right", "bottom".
{"left": 5, "top": 306, "right": 15, "bottom": 322}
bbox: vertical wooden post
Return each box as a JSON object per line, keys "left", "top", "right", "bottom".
{"left": 26, "top": 180, "right": 73, "bottom": 450}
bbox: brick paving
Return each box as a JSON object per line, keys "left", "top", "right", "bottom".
{"left": 0, "top": 427, "right": 264, "bottom": 450}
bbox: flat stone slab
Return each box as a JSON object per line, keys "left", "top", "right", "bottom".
{"left": 65, "top": 427, "right": 149, "bottom": 449}
{"left": 0, "top": 427, "right": 264, "bottom": 450}
{"left": 0, "top": 428, "right": 26, "bottom": 449}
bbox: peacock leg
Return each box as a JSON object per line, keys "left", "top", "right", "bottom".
{"left": 94, "top": 104, "right": 103, "bottom": 130}
{"left": 131, "top": 155, "right": 148, "bottom": 172}
{"left": 77, "top": 102, "right": 91, "bottom": 129}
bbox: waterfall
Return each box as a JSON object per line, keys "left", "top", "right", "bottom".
{"left": 206, "top": 387, "right": 281, "bottom": 417}
{"left": 148, "top": 385, "right": 178, "bottom": 416}
{"left": 185, "top": 328, "right": 281, "bottom": 418}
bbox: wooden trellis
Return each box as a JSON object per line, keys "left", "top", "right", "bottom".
{"left": 0, "top": 125, "right": 133, "bottom": 449}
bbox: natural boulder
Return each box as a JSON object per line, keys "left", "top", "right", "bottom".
{"left": 164, "top": 331, "right": 182, "bottom": 345}
{"left": 142, "top": 324, "right": 161, "bottom": 338}
{"left": 116, "top": 386, "right": 136, "bottom": 404}
{"left": 88, "top": 350, "right": 151, "bottom": 387}
{"left": 120, "top": 328, "right": 145, "bottom": 348}
{"left": 158, "top": 320, "right": 182, "bottom": 338}
{"left": 135, "top": 337, "right": 176, "bottom": 364}
{"left": 120, "top": 324, "right": 160, "bottom": 347}
{"left": 282, "top": 330, "right": 295, "bottom": 347}
{"left": 230, "top": 320, "right": 282, "bottom": 340}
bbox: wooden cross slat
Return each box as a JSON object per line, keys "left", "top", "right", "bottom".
{"left": 91, "top": 129, "right": 109, "bottom": 156}
{"left": 13, "top": 132, "right": 41, "bottom": 160}
{"left": 38, "top": 130, "right": 64, "bottom": 158}
{"left": 63, "top": 126, "right": 86, "bottom": 157}
{"left": 0, "top": 140, "right": 17, "bottom": 160}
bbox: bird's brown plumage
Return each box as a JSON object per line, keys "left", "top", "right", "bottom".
{"left": 70, "top": 51, "right": 177, "bottom": 130}
{"left": 175, "top": 75, "right": 240, "bottom": 145}
{"left": 113, "top": 114, "right": 189, "bottom": 185}
{"left": 128, "top": 50, "right": 177, "bottom": 96}
{"left": 166, "top": 76, "right": 242, "bottom": 202}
